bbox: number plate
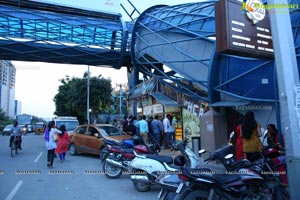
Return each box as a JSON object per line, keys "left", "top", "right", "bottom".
{"left": 176, "top": 183, "right": 184, "bottom": 193}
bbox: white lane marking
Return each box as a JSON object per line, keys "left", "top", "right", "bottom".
{"left": 5, "top": 180, "right": 23, "bottom": 200}
{"left": 34, "top": 152, "right": 43, "bottom": 163}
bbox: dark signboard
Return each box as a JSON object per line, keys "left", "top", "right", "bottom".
{"left": 215, "top": 0, "right": 274, "bottom": 58}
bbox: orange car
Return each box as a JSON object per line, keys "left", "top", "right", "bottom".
{"left": 69, "top": 124, "right": 132, "bottom": 157}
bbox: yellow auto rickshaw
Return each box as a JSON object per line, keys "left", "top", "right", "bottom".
{"left": 34, "top": 122, "right": 46, "bottom": 135}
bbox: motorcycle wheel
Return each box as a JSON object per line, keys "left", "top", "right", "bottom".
{"left": 183, "top": 190, "right": 209, "bottom": 200}
{"left": 132, "top": 180, "right": 151, "bottom": 192}
{"left": 102, "top": 156, "right": 122, "bottom": 179}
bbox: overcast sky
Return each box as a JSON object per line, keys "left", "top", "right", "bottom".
{"left": 14, "top": 0, "right": 200, "bottom": 118}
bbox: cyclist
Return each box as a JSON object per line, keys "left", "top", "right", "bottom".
{"left": 9, "top": 120, "right": 22, "bottom": 150}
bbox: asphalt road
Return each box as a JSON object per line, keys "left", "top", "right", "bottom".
{"left": 0, "top": 134, "right": 159, "bottom": 200}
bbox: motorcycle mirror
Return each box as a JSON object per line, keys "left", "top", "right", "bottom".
{"left": 199, "top": 149, "right": 206, "bottom": 154}
{"left": 225, "top": 154, "right": 233, "bottom": 159}
{"left": 229, "top": 131, "right": 235, "bottom": 139}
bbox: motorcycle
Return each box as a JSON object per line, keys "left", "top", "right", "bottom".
{"left": 170, "top": 145, "right": 267, "bottom": 200}
{"left": 166, "top": 143, "right": 289, "bottom": 200}
{"left": 102, "top": 136, "right": 160, "bottom": 179}
{"left": 129, "top": 139, "right": 204, "bottom": 192}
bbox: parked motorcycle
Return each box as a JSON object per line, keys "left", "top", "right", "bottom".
{"left": 166, "top": 144, "right": 289, "bottom": 200}
{"left": 129, "top": 139, "right": 204, "bottom": 192}
{"left": 170, "top": 146, "right": 266, "bottom": 200}
{"left": 102, "top": 136, "right": 160, "bottom": 179}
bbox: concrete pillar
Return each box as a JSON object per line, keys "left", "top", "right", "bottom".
{"left": 200, "top": 107, "right": 228, "bottom": 154}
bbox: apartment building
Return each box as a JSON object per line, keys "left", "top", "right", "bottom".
{"left": 0, "top": 60, "right": 16, "bottom": 118}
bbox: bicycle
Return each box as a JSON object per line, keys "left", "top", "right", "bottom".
{"left": 10, "top": 136, "right": 20, "bottom": 157}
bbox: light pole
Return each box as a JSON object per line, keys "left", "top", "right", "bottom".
{"left": 87, "top": 65, "right": 90, "bottom": 124}
{"left": 119, "top": 84, "right": 122, "bottom": 115}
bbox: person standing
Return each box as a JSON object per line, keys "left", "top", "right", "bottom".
{"left": 151, "top": 115, "right": 163, "bottom": 144}
{"left": 136, "top": 115, "right": 149, "bottom": 144}
{"left": 44, "top": 121, "right": 61, "bottom": 168}
{"left": 163, "top": 114, "right": 172, "bottom": 149}
{"left": 122, "top": 116, "right": 128, "bottom": 132}
{"left": 124, "top": 119, "right": 137, "bottom": 136}
{"left": 241, "top": 111, "right": 262, "bottom": 162}
{"left": 234, "top": 123, "right": 244, "bottom": 161}
{"left": 169, "top": 115, "right": 177, "bottom": 143}
{"left": 55, "top": 125, "right": 70, "bottom": 163}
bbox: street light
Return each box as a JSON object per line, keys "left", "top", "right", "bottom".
{"left": 119, "top": 84, "right": 122, "bottom": 115}
{"left": 87, "top": 65, "right": 90, "bottom": 124}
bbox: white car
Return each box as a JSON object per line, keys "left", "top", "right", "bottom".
{"left": 2, "top": 124, "right": 13, "bottom": 136}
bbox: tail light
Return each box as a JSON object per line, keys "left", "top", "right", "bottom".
{"left": 177, "top": 173, "right": 189, "bottom": 181}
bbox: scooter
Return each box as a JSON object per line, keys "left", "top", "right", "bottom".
{"left": 102, "top": 136, "right": 159, "bottom": 179}
{"left": 129, "top": 139, "right": 204, "bottom": 192}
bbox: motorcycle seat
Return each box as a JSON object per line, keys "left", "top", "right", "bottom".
{"left": 145, "top": 154, "right": 173, "bottom": 164}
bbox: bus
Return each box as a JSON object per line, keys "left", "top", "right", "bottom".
{"left": 53, "top": 116, "right": 79, "bottom": 133}
{"left": 15, "top": 114, "right": 44, "bottom": 134}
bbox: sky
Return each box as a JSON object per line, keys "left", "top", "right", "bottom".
{"left": 14, "top": 0, "right": 200, "bottom": 118}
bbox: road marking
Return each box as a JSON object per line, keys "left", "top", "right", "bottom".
{"left": 5, "top": 180, "right": 23, "bottom": 200}
{"left": 34, "top": 152, "right": 43, "bottom": 163}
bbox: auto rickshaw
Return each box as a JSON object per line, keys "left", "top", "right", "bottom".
{"left": 34, "top": 122, "right": 46, "bottom": 135}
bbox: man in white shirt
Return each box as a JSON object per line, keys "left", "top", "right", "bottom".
{"left": 163, "top": 114, "right": 172, "bottom": 149}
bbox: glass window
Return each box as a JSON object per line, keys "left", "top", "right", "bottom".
{"left": 76, "top": 127, "right": 86, "bottom": 135}
{"left": 98, "top": 125, "right": 125, "bottom": 136}
{"left": 88, "top": 127, "right": 100, "bottom": 137}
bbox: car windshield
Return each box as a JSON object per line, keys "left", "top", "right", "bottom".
{"left": 97, "top": 125, "right": 125, "bottom": 136}
{"left": 56, "top": 121, "right": 79, "bottom": 131}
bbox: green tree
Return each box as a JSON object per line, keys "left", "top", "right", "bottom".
{"left": 0, "top": 108, "right": 12, "bottom": 131}
{"left": 53, "top": 72, "right": 113, "bottom": 123}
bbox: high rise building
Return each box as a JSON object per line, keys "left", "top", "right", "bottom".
{"left": 0, "top": 60, "right": 16, "bottom": 118}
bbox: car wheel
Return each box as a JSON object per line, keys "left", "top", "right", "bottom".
{"left": 69, "top": 144, "right": 78, "bottom": 155}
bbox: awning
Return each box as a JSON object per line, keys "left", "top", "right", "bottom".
{"left": 209, "top": 100, "right": 251, "bottom": 107}
{"left": 151, "top": 93, "right": 179, "bottom": 107}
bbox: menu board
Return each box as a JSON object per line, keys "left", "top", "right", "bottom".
{"left": 215, "top": 0, "right": 274, "bottom": 58}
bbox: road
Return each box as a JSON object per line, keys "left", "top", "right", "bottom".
{"left": 0, "top": 134, "right": 159, "bottom": 200}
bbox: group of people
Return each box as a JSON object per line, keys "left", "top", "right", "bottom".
{"left": 233, "top": 111, "right": 287, "bottom": 184}
{"left": 44, "top": 121, "right": 69, "bottom": 168}
{"left": 8, "top": 120, "right": 69, "bottom": 169}
{"left": 122, "top": 114, "right": 177, "bottom": 149}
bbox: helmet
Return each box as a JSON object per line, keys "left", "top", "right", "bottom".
{"left": 174, "top": 155, "right": 185, "bottom": 166}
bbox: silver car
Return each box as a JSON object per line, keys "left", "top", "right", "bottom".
{"left": 2, "top": 124, "right": 13, "bottom": 136}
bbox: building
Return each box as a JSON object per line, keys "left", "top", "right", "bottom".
{"left": 0, "top": 60, "right": 16, "bottom": 118}
{"left": 14, "top": 100, "right": 22, "bottom": 116}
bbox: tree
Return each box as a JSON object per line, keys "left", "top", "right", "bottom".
{"left": 53, "top": 72, "right": 113, "bottom": 123}
{"left": 0, "top": 108, "right": 12, "bottom": 130}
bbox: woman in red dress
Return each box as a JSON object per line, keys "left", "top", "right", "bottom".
{"left": 235, "top": 124, "right": 244, "bottom": 161}
{"left": 55, "top": 125, "right": 70, "bottom": 162}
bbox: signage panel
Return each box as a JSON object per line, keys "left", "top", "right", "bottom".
{"left": 215, "top": 0, "right": 274, "bottom": 58}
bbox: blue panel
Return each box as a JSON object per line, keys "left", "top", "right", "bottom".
{"left": 219, "top": 56, "right": 275, "bottom": 100}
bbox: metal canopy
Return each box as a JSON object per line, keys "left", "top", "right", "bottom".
{"left": 151, "top": 92, "right": 179, "bottom": 107}
{"left": 0, "top": 0, "right": 128, "bottom": 68}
